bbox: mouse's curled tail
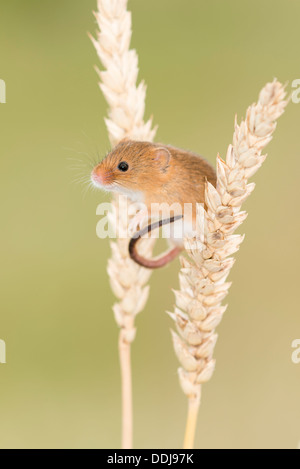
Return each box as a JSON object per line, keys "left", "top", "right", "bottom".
{"left": 129, "top": 215, "right": 184, "bottom": 269}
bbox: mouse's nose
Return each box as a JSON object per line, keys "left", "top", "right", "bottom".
{"left": 91, "top": 165, "right": 108, "bottom": 186}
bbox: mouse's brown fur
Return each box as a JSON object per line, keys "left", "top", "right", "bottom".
{"left": 94, "top": 139, "right": 216, "bottom": 207}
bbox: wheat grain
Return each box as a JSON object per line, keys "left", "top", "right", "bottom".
{"left": 90, "top": 0, "right": 157, "bottom": 449}
{"left": 169, "top": 80, "right": 288, "bottom": 448}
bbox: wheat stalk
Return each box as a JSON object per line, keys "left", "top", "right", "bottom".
{"left": 90, "top": 0, "right": 157, "bottom": 449}
{"left": 169, "top": 80, "right": 288, "bottom": 449}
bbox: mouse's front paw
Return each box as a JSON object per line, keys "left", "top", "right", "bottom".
{"left": 128, "top": 209, "right": 149, "bottom": 236}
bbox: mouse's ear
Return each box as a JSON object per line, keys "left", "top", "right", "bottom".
{"left": 154, "top": 147, "right": 171, "bottom": 172}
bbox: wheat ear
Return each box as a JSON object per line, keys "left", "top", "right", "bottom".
{"left": 169, "top": 80, "right": 288, "bottom": 449}
{"left": 90, "top": 0, "right": 157, "bottom": 449}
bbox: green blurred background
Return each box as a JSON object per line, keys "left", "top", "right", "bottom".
{"left": 0, "top": 0, "right": 299, "bottom": 449}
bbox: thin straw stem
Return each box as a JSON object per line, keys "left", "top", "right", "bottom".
{"left": 183, "top": 391, "right": 201, "bottom": 449}
{"left": 119, "top": 331, "right": 133, "bottom": 449}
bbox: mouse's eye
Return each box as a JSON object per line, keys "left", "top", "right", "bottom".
{"left": 118, "top": 161, "right": 129, "bottom": 172}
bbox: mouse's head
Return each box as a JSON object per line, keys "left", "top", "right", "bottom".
{"left": 91, "top": 139, "right": 171, "bottom": 200}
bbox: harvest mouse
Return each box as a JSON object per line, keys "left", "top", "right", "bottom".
{"left": 91, "top": 139, "right": 216, "bottom": 268}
